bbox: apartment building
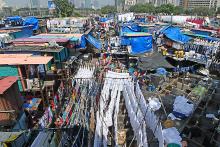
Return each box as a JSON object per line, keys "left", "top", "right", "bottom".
{"left": 180, "top": 0, "right": 220, "bottom": 9}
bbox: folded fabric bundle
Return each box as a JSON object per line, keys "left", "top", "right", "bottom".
{"left": 148, "top": 98, "right": 161, "bottom": 111}
{"left": 162, "top": 127, "right": 182, "bottom": 146}
{"left": 173, "top": 96, "right": 194, "bottom": 117}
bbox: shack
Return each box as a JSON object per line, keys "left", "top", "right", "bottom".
{"left": 121, "top": 32, "right": 153, "bottom": 55}
{"left": 0, "top": 46, "right": 68, "bottom": 69}
{"left": 0, "top": 54, "right": 53, "bottom": 92}
{"left": 0, "top": 76, "right": 22, "bottom": 127}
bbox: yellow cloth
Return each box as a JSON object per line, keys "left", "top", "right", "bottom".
{"left": 4, "top": 134, "right": 19, "bottom": 142}
{"left": 163, "top": 119, "right": 175, "bottom": 128}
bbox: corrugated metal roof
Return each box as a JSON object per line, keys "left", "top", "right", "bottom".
{"left": 0, "top": 76, "right": 17, "bottom": 94}
{"left": 13, "top": 38, "right": 69, "bottom": 43}
{"left": 0, "top": 54, "right": 53, "bottom": 65}
{"left": 0, "top": 54, "right": 32, "bottom": 58}
{"left": 0, "top": 131, "right": 23, "bottom": 142}
{"left": 34, "top": 33, "right": 83, "bottom": 38}
{"left": 0, "top": 30, "right": 21, "bottom": 33}
{"left": 1, "top": 46, "right": 64, "bottom": 53}
{"left": 123, "top": 32, "right": 152, "bottom": 37}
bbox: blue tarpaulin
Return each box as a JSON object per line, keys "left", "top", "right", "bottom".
{"left": 6, "top": 16, "right": 22, "bottom": 22}
{"left": 76, "top": 35, "right": 86, "bottom": 49}
{"left": 156, "top": 68, "right": 167, "bottom": 75}
{"left": 184, "top": 32, "right": 220, "bottom": 42}
{"left": 121, "top": 24, "right": 141, "bottom": 34}
{"left": 23, "top": 17, "right": 39, "bottom": 31}
{"left": 99, "top": 17, "right": 113, "bottom": 22}
{"left": 130, "top": 36, "right": 153, "bottom": 54}
{"left": 100, "top": 17, "right": 108, "bottom": 22}
{"left": 135, "top": 18, "right": 146, "bottom": 23}
{"left": 121, "top": 37, "right": 131, "bottom": 46}
{"left": 191, "top": 29, "right": 212, "bottom": 36}
{"left": 86, "top": 34, "right": 102, "bottom": 49}
{"left": 162, "top": 26, "right": 191, "bottom": 44}
{"left": 121, "top": 35, "right": 153, "bottom": 54}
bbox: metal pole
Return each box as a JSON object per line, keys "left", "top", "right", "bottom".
{"left": 115, "top": 0, "right": 117, "bottom": 12}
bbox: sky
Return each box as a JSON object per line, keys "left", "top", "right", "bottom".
{"left": 4, "top": 0, "right": 50, "bottom": 8}
{"left": 4, "top": 0, "right": 114, "bottom": 9}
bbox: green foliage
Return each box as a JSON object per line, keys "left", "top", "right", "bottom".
{"left": 130, "top": 3, "right": 155, "bottom": 13}
{"left": 54, "top": 0, "right": 75, "bottom": 17}
{"left": 216, "top": 7, "right": 220, "bottom": 14}
{"left": 100, "top": 5, "right": 117, "bottom": 14}
{"left": 129, "top": 3, "right": 216, "bottom": 16}
{"left": 157, "top": 4, "right": 175, "bottom": 14}
{"left": 130, "top": 3, "right": 179, "bottom": 14}
{"left": 191, "top": 7, "right": 215, "bottom": 16}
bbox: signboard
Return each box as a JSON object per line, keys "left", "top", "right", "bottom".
{"left": 125, "top": 0, "right": 136, "bottom": 5}
{"left": 48, "top": 1, "right": 56, "bottom": 10}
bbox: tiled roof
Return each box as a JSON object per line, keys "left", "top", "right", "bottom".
{"left": 0, "top": 76, "right": 17, "bottom": 94}
{"left": 0, "top": 54, "right": 53, "bottom": 65}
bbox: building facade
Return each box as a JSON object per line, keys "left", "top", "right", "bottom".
{"left": 136, "top": 0, "right": 180, "bottom": 6}
{"left": 180, "top": 0, "right": 219, "bottom": 9}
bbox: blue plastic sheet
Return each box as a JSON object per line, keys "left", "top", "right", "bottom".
{"left": 191, "top": 29, "right": 212, "bottom": 36}
{"left": 130, "top": 36, "right": 153, "bottom": 54}
{"left": 135, "top": 18, "right": 146, "bottom": 23}
{"left": 156, "top": 68, "right": 167, "bottom": 75}
{"left": 203, "top": 36, "right": 219, "bottom": 42}
{"left": 23, "top": 17, "right": 39, "bottom": 31}
{"left": 100, "top": 17, "right": 108, "bottom": 22}
{"left": 121, "top": 24, "right": 141, "bottom": 34}
{"left": 76, "top": 35, "right": 86, "bottom": 49}
{"left": 163, "top": 26, "right": 191, "bottom": 43}
{"left": 6, "top": 16, "right": 22, "bottom": 22}
{"left": 86, "top": 34, "right": 102, "bottom": 50}
{"left": 121, "top": 37, "right": 131, "bottom": 46}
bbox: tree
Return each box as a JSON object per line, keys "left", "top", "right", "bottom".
{"left": 217, "top": 7, "right": 220, "bottom": 14}
{"left": 157, "top": 4, "right": 175, "bottom": 14}
{"left": 100, "top": 5, "right": 117, "bottom": 14}
{"left": 173, "top": 6, "right": 184, "bottom": 15}
{"left": 191, "top": 7, "right": 215, "bottom": 16}
{"left": 54, "top": 0, "right": 75, "bottom": 17}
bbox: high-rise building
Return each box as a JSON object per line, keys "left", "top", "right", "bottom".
{"left": 136, "top": 0, "right": 151, "bottom": 3}
{"left": 69, "top": 0, "right": 81, "bottom": 8}
{"left": 93, "top": 0, "right": 100, "bottom": 9}
{"left": 180, "top": 0, "right": 219, "bottom": 9}
{"left": 31, "top": 0, "right": 40, "bottom": 8}
{"left": 167, "top": 0, "right": 180, "bottom": 6}
{"left": 85, "top": 0, "right": 92, "bottom": 8}
{"left": 136, "top": 0, "right": 180, "bottom": 6}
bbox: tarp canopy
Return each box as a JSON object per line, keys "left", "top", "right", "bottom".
{"left": 76, "top": 35, "right": 86, "bottom": 49}
{"left": 191, "top": 29, "right": 213, "bottom": 36}
{"left": 100, "top": 17, "right": 108, "bottom": 22}
{"left": 121, "top": 34, "right": 153, "bottom": 54}
{"left": 120, "top": 23, "right": 141, "bottom": 36}
{"left": 184, "top": 32, "right": 219, "bottom": 42}
{"left": 5, "top": 16, "right": 22, "bottom": 22}
{"left": 86, "top": 34, "right": 102, "bottom": 49}
{"left": 130, "top": 36, "right": 153, "bottom": 54}
{"left": 23, "top": 17, "right": 39, "bottom": 31}
{"left": 162, "top": 26, "right": 192, "bottom": 44}
{"left": 138, "top": 51, "right": 174, "bottom": 69}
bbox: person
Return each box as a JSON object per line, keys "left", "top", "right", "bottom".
{"left": 107, "top": 45, "right": 111, "bottom": 52}
{"left": 24, "top": 109, "right": 34, "bottom": 129}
